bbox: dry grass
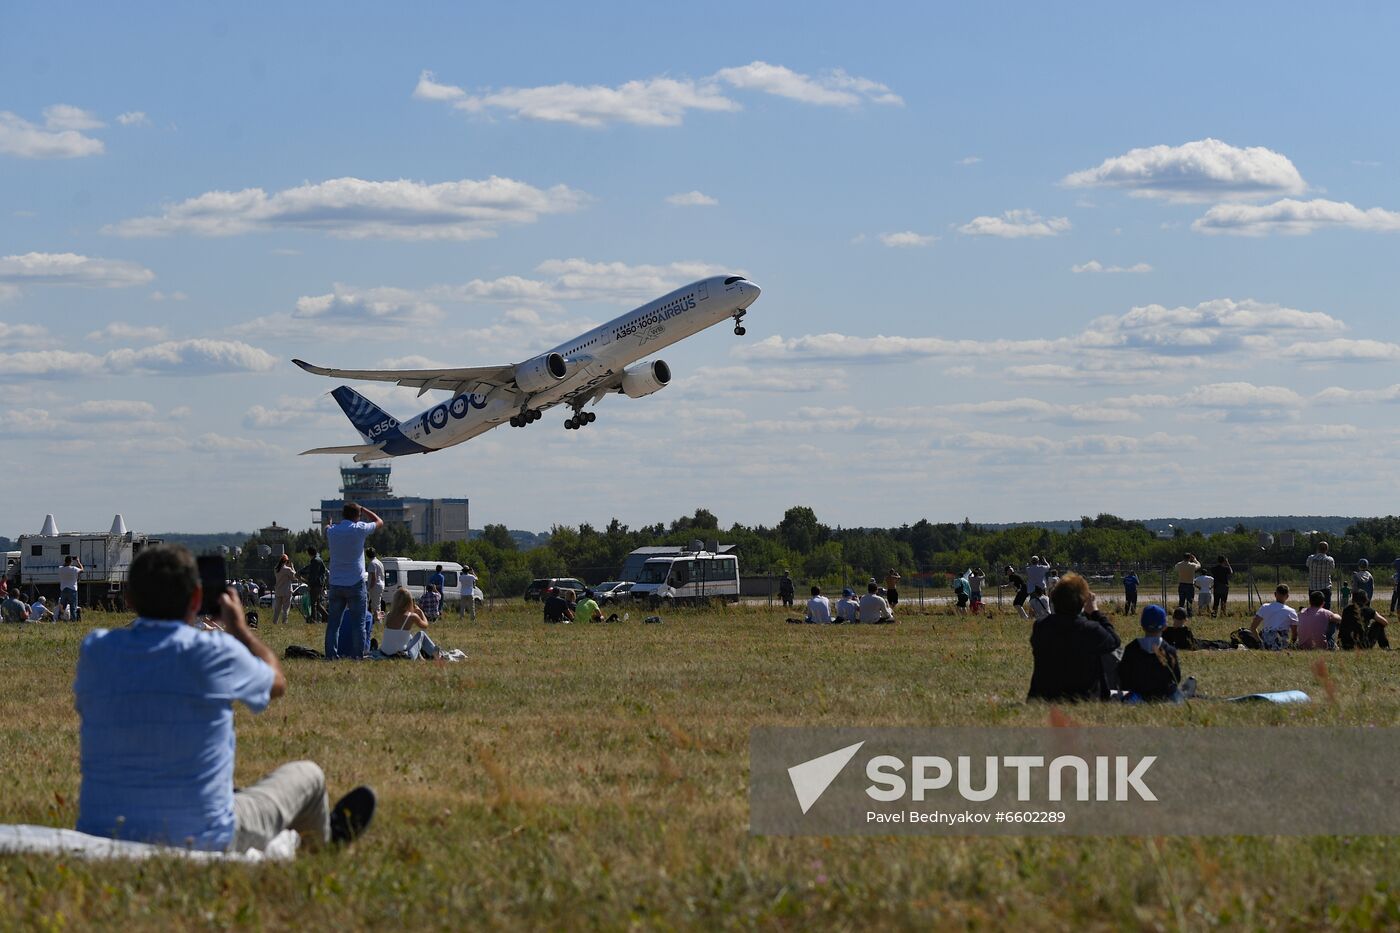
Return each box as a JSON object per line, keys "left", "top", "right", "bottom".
{"left": 3, "top": 603, "right": 1400, "bottom": 930}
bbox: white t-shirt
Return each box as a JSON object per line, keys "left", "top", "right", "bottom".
{"left": 57, "top": 564, "right": 82, "bottom": 589}
{"left": 1025, "top": 563, "right": 1049, "bottom": 591}
{"left": 1255, "top": 601, "right": 1298, "bottom": 632}
{"left": 806, "top": 595, "right": 832, "bottom": 623}
{"left": 368, "top": 558, "right": 385, "bottom": 589}
{"left": 462, "top": 572, "right": 477, "bottom": 596}
{"left": 29, "top": 601, "right": 48, "bottom": 620}
{"left": 1194, "top": 574, "right": 1214, "bottom": 595}
{"left": 858, "top": 593, "right": 892, "bottom": 623}
{"left": 836, "top": 597, "right": 859, "bottom": 621}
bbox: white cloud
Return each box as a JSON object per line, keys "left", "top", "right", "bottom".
{"left": 665, "top": 190, "right": 718, "bottom": 207}
{"left": 959, "top": 209, "right": 1070, "bottom": 239}
{"left": 116, "top": 111, "right": 150, "bottom": 127}
{"left": 85, "top": 322, "right": 170, "bottom": 342}
{"left": 42, "top": 104, "right": 104, "bottom": 131}
{"left": 1087, "top": 297, "right": 1343, "bottom": 354}
{"left": 104, "top": 176, "right": 589, "bottom": 240}
{"left": 0, "top": 109, "right": 104, "bottom": 158}
{"left": 420, "top": 61, "right": 899, "bottom": 127}
{"left": 1192, "top": 198, "right": 1400, "bottom": 236}
{"left": 69, "top": 400, "right": 158, "bottom": 421}
{"left": 531, "top": 258, "right": 731, "bottom": 301}
{"left": 1071, "top": 260, "right": 1152, "bottom": 274}
{"left": 0, "top": 252, "right": 154, "bottom": 288}
{"left": 677, "top": 365, "right": 839, "bottom": 396}
{"left": 0, "top": 322, "right": 52, "bottom": 347}
{"left": 189, "top": 433, "right": 283, "bottom": 457}
{"left": 946, "top": 398, "right": 1139, "bottom": 424}
{"left": 447, "top": 76, "right": 739, "bottom": 127}
{"left": 243, "top": 395, "right": 339, "bottom": 430}
{"left": 713, "top": 61, "right": 902, "bottom": 107}
{"left": 957, "top": 156, "right": 981, "bottom": 166}
{"left": 1315, "top": 384, "right": 1400, "bottom": 404}
{"left": 1277, "top": 338, "right": 1400, "bottom": 362}
{"left": 104, "top": 339, "right": 278, "bottom": 375}
{"left": 411, "top": 71, "right": 466, "bottom": 102}
{"left": 1062, "top": 138, "right": 1307, "bottom": 203}
{"left": 878, "top": 231, "right": 936, "bottom": 248}
{"left": 293, "top": 284, "right": 443, "bottom": 326}
{"left": 150, "top": 290, "right": 188, "bottom": 301}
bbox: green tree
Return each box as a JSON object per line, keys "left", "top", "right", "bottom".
{"left": 480, "top": 523, "right": 516, "bottom": 551}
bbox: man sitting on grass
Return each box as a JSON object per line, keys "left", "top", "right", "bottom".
{"left": 73, "top": 544, "right": 375, "bottom": 853}
{"left": 1250, "top": 584, "right": 1298, "bottom": 650}
{"left": 1027, "top": 573, "right": 1120, "bottom": 702}
{"left": 858, "top": 581, "right": 895, "bottom": 624}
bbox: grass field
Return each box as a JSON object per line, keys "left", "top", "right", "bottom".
{"left": 4, "top": 602, "right": 1400, "bottom": 931}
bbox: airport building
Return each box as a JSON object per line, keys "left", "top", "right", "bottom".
{"left": 315, "top": 463, "right": 469, "bottom": 545}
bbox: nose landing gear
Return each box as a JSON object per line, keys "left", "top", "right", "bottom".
{"left": 732, "top": 309, "right": 747, "bottom": 336}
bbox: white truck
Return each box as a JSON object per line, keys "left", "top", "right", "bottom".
{"left": 15, "top": 514, "right": 160, "bottom": 609}
{"left": 627, "top": 550, "right": 741, "bottom": 606}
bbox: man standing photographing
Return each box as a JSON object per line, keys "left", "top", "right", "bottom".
{"left": 325, "top": 503, "right": 384, "bottom": 660}
{"left": 73, "top": 544, "right": 375, "bottom": 851}
{"left": 58, "top": 555, "right": 84, "bottom": 622}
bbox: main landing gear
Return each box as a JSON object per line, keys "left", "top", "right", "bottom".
{"left": 565, "top": 410, "right": 596, "bottom": 430}
{"left": 509, "top": 408, "right": 542, "bottom": 428}
{"left": 732, "top": 309, "right": 747, "bottom": 336}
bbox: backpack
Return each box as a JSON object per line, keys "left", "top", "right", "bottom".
{"left": 1230, "top": 628, "right": 1263, "bottom": 650}
{"left": 284, "top": 644, "right": 324, "bottom": 660}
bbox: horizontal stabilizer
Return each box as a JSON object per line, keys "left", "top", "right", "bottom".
{"left": 299, "top": 444, "right": 391, "bottom": 461}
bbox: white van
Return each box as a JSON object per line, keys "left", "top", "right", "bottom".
{"left": 380, "top": 558, "right": 483, "bottom": 611}
{"left": 628, "top": 551, "right": 740, "bottom": 605}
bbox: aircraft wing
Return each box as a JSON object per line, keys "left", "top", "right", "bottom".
{"left": 292, "top": 358, "right": 516, "bottom": 396}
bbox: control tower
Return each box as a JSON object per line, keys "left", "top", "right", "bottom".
{"left": 316, "top": 462, "right": 469, "bottom": 545}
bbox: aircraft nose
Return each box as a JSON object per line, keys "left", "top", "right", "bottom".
{"left": 743, "top": 280, "right": 761, "bottom": 305}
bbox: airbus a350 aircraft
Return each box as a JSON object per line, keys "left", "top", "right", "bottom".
{"left": 293, "top": 274, "right": 761, "bottom": 460}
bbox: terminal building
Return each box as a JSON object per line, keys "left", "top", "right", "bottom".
{"left": 316, "top": 463, "right": 469, "bottom": 545}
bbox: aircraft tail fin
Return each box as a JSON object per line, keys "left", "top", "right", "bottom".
{"left": 330, "top": 385, "right": 398, "bottom": 443}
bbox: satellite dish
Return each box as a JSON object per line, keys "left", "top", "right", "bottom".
{"left": 689, "top": 539, "right": 705, "bottom": 553}
{"left": 257, "top": 545, "right": 272, "bottom": 559}
{"left": 231, "top": 547, "right": 243, "bottom": 558}
{"left": 217, "top": 546, "right": 230, "bottom": 555}
{"left": 1257, "top": 532, "right": 1274, "bottom": 550}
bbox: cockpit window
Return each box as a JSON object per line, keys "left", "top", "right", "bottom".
{"left": 723, "top": 276, "right": 746, "bottom": 285}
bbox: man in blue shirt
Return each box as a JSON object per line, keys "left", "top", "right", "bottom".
{"left": 74, "top": 544, "right": 375, "bottom": 852}
{"left": 324, "top": 502, "right": 384, "bottom": 660}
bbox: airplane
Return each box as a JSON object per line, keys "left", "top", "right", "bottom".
{"left": 292, "top": 273, "right": 761, "bottom": 460}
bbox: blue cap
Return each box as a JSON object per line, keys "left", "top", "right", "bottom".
{"left": 842, "top": 587, "right": 855, "bottom": 597}
{"left": 1140, "top": 604, "right": 1168, "bottom": 631}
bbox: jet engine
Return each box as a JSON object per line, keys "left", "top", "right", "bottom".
{"left": 514, "top": 352, "right": 568, "bottom": 394}
{"left": 620, "top": 359, "right": 672, "bottom": 399}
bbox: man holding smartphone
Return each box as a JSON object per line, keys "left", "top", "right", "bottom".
{"left": 324, "top": 502, "right": 384, "bottom": 660}
{"left": 73, "top": 544, "right": 375, "bottom": 851}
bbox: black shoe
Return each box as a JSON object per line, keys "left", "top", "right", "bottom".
{"left": 369, "top": 637, "right": 379, "bottom": 652}
{"left": 330, "top": 785, "right": 376, "bottom": 845}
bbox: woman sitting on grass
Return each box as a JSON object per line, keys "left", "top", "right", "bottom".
{"left": 379, "top": 587, "right": 440, "bottom": 660}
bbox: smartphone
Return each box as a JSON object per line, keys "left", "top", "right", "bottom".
{"left": 197, "top": 555, "right": 228, "bottom": 616}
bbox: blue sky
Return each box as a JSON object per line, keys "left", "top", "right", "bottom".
{"left": 4, "top": 2, "right": 1400, "bottom": 534}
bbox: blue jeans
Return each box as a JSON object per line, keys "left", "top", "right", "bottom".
{"left": 59, "top": 587, "right": 79, "bottom": 622}
{"left": 325, "top": 583, "right": 368, "bottom": 660}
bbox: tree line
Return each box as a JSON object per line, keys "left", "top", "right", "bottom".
{"left": 217, "top": 509, "right": 1400, "bottom": 600}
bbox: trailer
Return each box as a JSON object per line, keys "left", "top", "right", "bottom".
{"left": 16, "top": 514, "right": 161, "bottom": 610}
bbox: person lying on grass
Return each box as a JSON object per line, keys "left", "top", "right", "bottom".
{"left": 380, "top": 586, "right": 441, "bottom": 659}
{"left": 1027, "top": 572, "right": 1120, "bottom": 703}
{"left": 73, "top": 543, "right": 376, "bottom": 853}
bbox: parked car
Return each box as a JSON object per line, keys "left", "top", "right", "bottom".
{"left": 523, "top": 577, "right": 588, "bottom": 602}
{"left": 592, "top": 581, "right": 633, "bottom": 605}
{"left": 258, "top": 582, "right": 307, "bottom": 607}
